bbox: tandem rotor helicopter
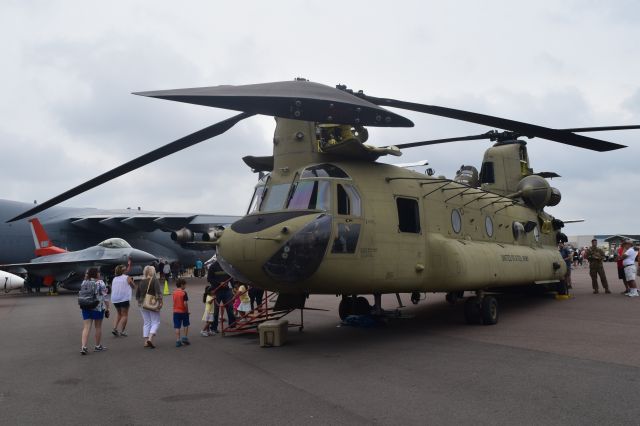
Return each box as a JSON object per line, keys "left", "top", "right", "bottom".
{"left": 11, "top": 79, "right": 639, "bottom": 325}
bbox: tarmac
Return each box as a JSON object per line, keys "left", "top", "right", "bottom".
{"left": 1, "top": 262, "right": 639, "bottom": 425}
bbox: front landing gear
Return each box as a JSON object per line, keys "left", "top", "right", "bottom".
{"left": 464, "top": 293, "right": 498, "bottom": 325}
{"left": 338, "top": 296, "right": 372, "bottom": 320}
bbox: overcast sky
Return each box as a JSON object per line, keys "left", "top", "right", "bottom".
{"left": 1, "top": 0, "right": 639, "bottom": 235}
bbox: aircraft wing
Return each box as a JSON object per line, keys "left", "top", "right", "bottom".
{"left": 1, "top": 259, "right": 120, "bottom": 277}
{"left": 67, "top": 212, "right": 240, "bottom": 233}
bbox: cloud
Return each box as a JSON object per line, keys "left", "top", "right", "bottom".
{"left": 1, "top": 0, "right": 639, "bottom": 236}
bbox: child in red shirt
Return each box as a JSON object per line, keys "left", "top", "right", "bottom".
{"left": 173, "top": 278, "right": 190, "bottom": 347}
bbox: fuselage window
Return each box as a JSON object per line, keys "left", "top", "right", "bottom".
{"left": 286, "top": 180, "right": 331, "bottom": 211}
{"left": 261, "top": 183, "right": 292, "bottom": 212}
{"left": 301, "top": 164, "right": 350, "bottom": 179}
{"left": 485, "top": 216, "right": 493, "bottom": 237}
{"left": 396, "top": 197, "right": 420, "bottom": 234}
{"left": 512, "top": 221, "right": 525, "bottom": 240}
{"left": 479, "top": 162, "right": 495, "bottom": 184}
{"left": 451, "top": 209, "right": 462, "bottom": 233}
{"left": 331, "top": 223, "right": 361, "bottom": 254}
{"left": 337, "top": 184, "right": 362, "bottom": 216}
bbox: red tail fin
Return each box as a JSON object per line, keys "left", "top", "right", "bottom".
{"left": 28, "top": 218, "right": 67, "bottom": 257}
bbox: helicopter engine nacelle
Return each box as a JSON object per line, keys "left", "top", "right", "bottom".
{"left": 202, "top": 227, "right": 225, "bottom": 242}
{"left": 547, "top": 187, "right": 561, "bottom": 206}
{"left": 516, "top": 175, "right": 551, "bottom": 210}
{"left": 454, "top": 165, "right": 479, "bottom": 187}
{"left": 171, "top": 227, "right": 194, "bottom": 243}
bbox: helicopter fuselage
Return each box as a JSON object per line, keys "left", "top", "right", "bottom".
{"left": 217, "top": 119, "right": 566, "bottom": 295}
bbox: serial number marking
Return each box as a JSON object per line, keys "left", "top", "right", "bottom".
{"left": 360, "top": 247, "right": 377, "bottom": 258}
{"left": 501, "top": 255, "right": 529, "bottom": 262}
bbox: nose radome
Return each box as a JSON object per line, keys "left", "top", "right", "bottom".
{"left": 130, "top": 249, "right": 158, "bottom": 263}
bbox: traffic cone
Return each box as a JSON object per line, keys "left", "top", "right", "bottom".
{"left": 163, "top": 279, "right": 171, "bottom": 296}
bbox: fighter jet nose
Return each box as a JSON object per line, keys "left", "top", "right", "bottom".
{"left": 129, "top": 249, "right": 158, "bottom": 264}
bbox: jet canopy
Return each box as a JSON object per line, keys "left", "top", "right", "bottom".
{"left": 98, "top": 238, "right": 132, "bottom": 249}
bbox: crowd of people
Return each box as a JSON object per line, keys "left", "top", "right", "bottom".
{"left": 78, "top": 257, "right": 264, "bottom": 355}
{"left": 559, "top": 238, "right": 639, "bottom": 297}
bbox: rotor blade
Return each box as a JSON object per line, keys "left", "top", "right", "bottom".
{"left": 134, "top": 80, "right": 414, "bottom": 128}
{"left": 361, "top": 94, "right": 627, "bottom": 151}
{"left": 8, "top": 112, "right": 252, "bottom": 223}
{"left": 391, "top": 132, "right": 495, "bottom": 149}
{"left": 560, "top": 125, "right": 640, "bottom": 133}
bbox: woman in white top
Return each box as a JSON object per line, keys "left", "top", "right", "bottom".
{"left": 621, "top": 240, "right": 638, "bottom": 297}
{"left": 111, "top": 263, "right": 134, "bottom": 336}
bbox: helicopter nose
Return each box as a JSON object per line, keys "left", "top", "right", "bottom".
{"left": 262, "top": 214, "right": 332, "bottom": 282}
{"left": 129, "top": 249, "right": 158, "bottom": 264}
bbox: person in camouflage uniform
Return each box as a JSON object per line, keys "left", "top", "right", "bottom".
{"left": 585, "top": 239, "right": 610, "bottom": 294}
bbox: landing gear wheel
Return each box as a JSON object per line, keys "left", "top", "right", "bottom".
{"left": 338, "top": 297, "right": 351, "bottom": 320}
{"left": 464, "top": 297, "right": 482, "bottom": 324}
{"left": 481, "top": 296, "right": 498, "bottom": 325}
{"left": 339, "top": 296, "right": 371, "bottom": 319}
{"left": 410, "top": 292, "right": 421, "bottom": 305}
{"left": 445, "top": 292, "right": 459, "bottom": 305}
{"left": 355, "top": 296, "right": 371, "bottom": 315}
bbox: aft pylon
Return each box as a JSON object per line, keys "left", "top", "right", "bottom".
{"left": 163, "top": 279, "right": 171, "bottom": 296}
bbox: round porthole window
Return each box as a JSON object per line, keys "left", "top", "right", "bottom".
{"left": 485, "top": 216, "right": 494, "bottom": 237}
{"left": 451, "top": 209, "right": 462, "bottom": 233}
{"left": 512, "top": 221, "right": 525, "bottom": 240}
{"left": 533, "top": 225, "right": 540, "bottom": 241}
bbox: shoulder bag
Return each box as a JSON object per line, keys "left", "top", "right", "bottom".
{"left": 142, "top": 278, "right": 161, "bottom": 311}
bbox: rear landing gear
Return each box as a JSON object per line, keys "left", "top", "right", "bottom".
{"left": 445, "top": 291, "right": 464, "bottom": 305}
{"left": 464, "top": 293, "right": 498, "bottom": 325}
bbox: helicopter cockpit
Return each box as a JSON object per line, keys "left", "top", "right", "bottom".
{"left": 98, "top": 238, "right": 132, "bottom": 249}
{"left": 241, "top": 163, "right": 364, "bottom": 283}
{"left": 247, "top": 163, "right": 361, "bottom": 217}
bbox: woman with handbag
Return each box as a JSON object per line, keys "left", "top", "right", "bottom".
{"left": 136, "top": 265, "right": 163, "bottom": 348}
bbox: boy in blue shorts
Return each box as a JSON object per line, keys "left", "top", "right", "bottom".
{"left": 172, "top": 278, "right": 190, "bottom": 347}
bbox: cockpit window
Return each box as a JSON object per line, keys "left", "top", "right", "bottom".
{"left": 247, "top": 186, "right": 266, "bottom": 214}
{"left": 261, "top": 183, "right": 292, "bottom": 212}
{"left": 337, "top": 184, "right": 361, "bottom": 216}
{"left": 286, "top": 180, "right": 331, "bottom": 211}
{"left": 98, "top": 238, "right": 131, "bottom": 249}
{"left": 301, "top": 164, "right": 350, "bottom": 179}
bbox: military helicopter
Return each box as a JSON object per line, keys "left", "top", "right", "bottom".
{"left": 11, "top": 79, "right": 639, "bottom": 325}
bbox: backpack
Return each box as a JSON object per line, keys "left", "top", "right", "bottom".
{"left": 78, "top": 280, "right": 99, "bottom": 310}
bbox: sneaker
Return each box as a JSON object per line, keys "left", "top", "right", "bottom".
{"left": 181, "top": 337, "right": 190, "bottom": 345}
{"left": 200, "top": 331, "right": 209, "bottom": 337}
{"left": 111, "top": 328, "right": 119, "bottom": 336}
{"left": 94, "top": 345, "right": 107, "bottom": 352}
{"left": 119, "top": 331, "right": 128, "bottom": 337}
{"left": 626, "top": 291, "right": 639, "bottom": 298}
{"left": 175, "top": 340, "right": 183, "bottom": 347}
{"left": 80, "top": 347, "right": 88, "bottom": 355}
{"left": 208, "top": 330, "right": 217, "bottom": 336}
